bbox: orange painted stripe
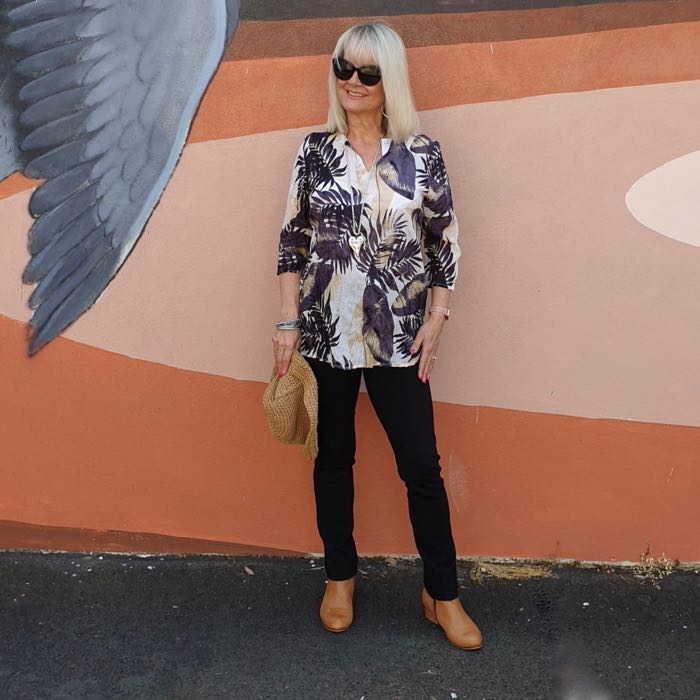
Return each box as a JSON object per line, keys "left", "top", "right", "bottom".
{"left": 0, "top": 172, "right": 40, "bottom": 200}
{"left": 3, "top": 22, "right": 698, "bottom": 203}
{"left": 192, "top": 22, "right": 700, "bottom": 143}
{"left": 227, "top": 2, "right": 700, "bottom": 60}
{"left": 1, "top": 313, "right": 698, "bottom": 562}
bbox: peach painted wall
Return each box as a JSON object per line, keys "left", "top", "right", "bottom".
{"left": 1, "top": 2, "right": 699, "bottom": 563}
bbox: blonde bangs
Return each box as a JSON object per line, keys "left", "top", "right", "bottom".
{"left": 339, "top": 28, "right": 378, "bottom": 65}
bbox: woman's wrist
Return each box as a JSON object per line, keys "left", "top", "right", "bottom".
{"left": 279, "top": 306, "right": 299, "bottom": 320}
{"left": 429, "top": 304, "right": 450, "bottom": 319}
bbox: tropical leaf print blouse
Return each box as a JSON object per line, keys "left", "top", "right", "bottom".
{"left": 277, "top": 131, "right": 460, "bottom": 369}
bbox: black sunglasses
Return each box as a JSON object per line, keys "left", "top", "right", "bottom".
{"left": 332, "top": 56, "right": 382, "bottom": 86}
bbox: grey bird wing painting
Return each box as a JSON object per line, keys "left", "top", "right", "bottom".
{"left": 0, "top": 0, "right": 240, "bottom": 355}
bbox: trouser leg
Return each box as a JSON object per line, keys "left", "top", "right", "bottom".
{"left": 363, "top": 362, "right": 459, "bottom": 600}
{"left": 306, "top": 357, "right": 362, "bottom": 581}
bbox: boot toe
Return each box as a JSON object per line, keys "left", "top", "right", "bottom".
{"left": 451, "top": 627, "right": 483, "bottom": 650}
{"left": 320, "top": 606, "right": 353, "bottom": 632}
{"left": 439, "top": 609, "right": 483, "bottom": 650}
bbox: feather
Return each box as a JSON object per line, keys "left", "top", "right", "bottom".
{"left": 377, "top": 142, "right": 415, "bottom": 200}
{"left": 391, "top": 276, "right": 427, "bottom": 317}
{"left": 1, "top": 0, "right": 240, "bottom": 355}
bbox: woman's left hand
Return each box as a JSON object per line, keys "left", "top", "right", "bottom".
{"left": 410, "top": 314, "right": 446, "bottom": 383}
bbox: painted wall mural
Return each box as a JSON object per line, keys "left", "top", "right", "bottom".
{"left": 1, "top": 0, "right": 240, "bottom": 354}
{"left": 1, "top": 0, "right": 699, "bottom": 563}
{"left": 626, "top": 150, "right": 700, "bottom": 247}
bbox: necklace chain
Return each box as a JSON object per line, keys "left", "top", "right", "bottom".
{"left": 349, "top": 140, "right": 382, "bottom": 249}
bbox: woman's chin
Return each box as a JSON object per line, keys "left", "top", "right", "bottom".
{"left": 341, "top": 100, "right": 377, "bottom": 115}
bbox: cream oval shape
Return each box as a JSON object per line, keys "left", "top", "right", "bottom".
{"left": 625, "top": 150, "right": 700, "bottom": 247}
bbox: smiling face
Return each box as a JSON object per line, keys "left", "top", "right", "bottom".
{"left": 335, "top": 51, "right": 385, "bottom": 118}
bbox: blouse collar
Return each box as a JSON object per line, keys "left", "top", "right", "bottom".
{"left": 336, "top": 132, "right": 394, "bottom": 159}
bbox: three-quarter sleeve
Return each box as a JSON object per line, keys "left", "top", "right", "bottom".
{"left": 421, "top": 140, "right": 461, "bottom": 290}
{"left": 277, "top": 138, "right": 313, "bottom": 274}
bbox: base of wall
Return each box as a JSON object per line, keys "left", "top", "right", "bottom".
{"left": 2, "top": 519, "right": 697, "bottom": 571}
{"left": 0, "top": 519, "right": 303, "bottom": 557}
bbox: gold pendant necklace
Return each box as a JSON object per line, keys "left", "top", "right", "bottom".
{"left": 349, "top": 140, "right": 381, "bottom": 255}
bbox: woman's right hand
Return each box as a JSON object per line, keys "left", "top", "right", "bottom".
{"left": 272, "top": 328, "right": 301, "bottom": 377}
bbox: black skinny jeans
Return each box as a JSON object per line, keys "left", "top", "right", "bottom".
{"left": 306, "top": 356, "right": 459, "bottom": 601}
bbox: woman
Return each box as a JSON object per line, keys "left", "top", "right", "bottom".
{"left": 272, "top": 22, "right": 482, "bottom": 651}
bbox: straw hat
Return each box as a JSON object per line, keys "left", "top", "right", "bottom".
{"left": 262, "top": 350, "right": 318, "bottom": 460}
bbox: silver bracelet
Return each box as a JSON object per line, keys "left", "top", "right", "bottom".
{"left": 275, "top": 319, "right": 301, "bottom": 330}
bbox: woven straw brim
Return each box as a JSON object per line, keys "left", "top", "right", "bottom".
{"left": 262, "top": 351, "right": 318, "bottom": 460}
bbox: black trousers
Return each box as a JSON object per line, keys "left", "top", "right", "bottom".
{"left": 306, "top": 356, "right": 459, "bottom": 600}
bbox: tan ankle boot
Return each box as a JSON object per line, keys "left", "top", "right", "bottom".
{"left": 421, "top": 586, "right": 483, "bottom": 650}
{"left": 320, "top": 576, "right": 355, "bottom": 632}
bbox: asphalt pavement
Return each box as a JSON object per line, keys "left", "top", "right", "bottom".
{"left": 1, "top": 551, "right": 697, "bottom": 699}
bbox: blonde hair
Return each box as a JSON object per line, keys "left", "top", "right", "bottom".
{"left": 326, "top": 22, "right": 419, "bottom": 143}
